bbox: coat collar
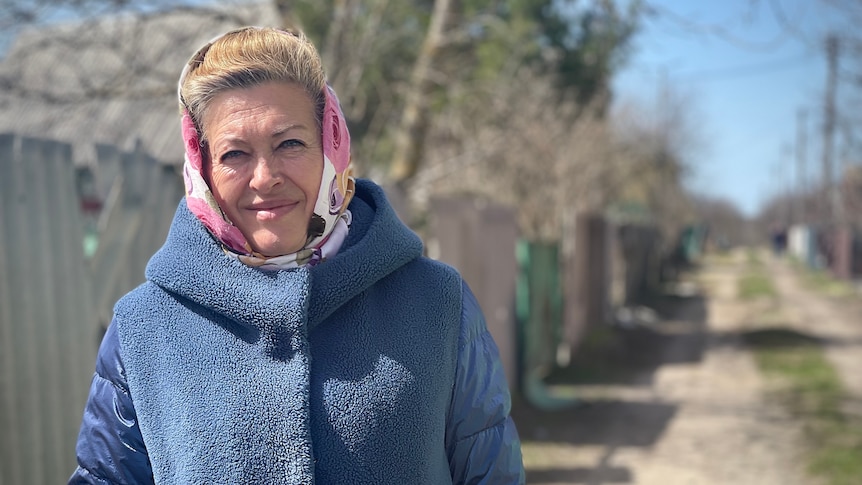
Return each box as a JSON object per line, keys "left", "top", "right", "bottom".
{"left": 308, "top": 179, "right": 423, "bottom": 328}
{"left": 144, "top": 179, "right": 423, "bottom": 333}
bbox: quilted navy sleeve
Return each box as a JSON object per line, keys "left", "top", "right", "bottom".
{"left": 69, "top": 319, "right": 153, "bottom": 484}
{"left": 446, "top": 280, "right": 525, "bottom": 485}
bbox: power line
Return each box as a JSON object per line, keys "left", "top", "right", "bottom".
{"left": 674, "top": 53, "right": 814, "bottom": 81}
{"left": 644, "top": 0, "right": 847, "bottom": 54}
{"left": 642, "top": 1, "right": 794, "bottom": 52}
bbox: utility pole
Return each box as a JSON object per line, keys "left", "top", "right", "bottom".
{"left": 822, "top": 34, "right": 839, "bottom": 224}
{"left": 782, "top": 143, "right": 793, "bottom": 226}
{"left": 796, "top": 109, "right": 807, "bottom": 224}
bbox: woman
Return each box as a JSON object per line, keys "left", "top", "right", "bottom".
{"left": 71, "top": 27, "right": 523, "bottom": 484}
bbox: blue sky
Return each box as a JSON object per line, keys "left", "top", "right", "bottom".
{"left": 612, "top": 0, "right": 857, "bottom": 216}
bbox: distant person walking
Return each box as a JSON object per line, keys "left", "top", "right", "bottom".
{"left": 70, "top": 27, "right": 523, "bottom": 484}
{"left": 771, "top": 224, "right": 787, "bottom": 256}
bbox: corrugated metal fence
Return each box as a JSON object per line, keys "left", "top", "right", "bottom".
{"left": 88, "top": 142, "right": 183, "bottom": 330}
{"left": 0, "top": 133, "right": 182, "bottom": 484}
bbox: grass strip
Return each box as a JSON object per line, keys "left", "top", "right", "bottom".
{"left": 786, "top": 256, "right": 857, "bottom": 299}
{"left": 800, "top": 269, "right": 856, "bottom": 299}
{"left": 746, "top": 248, "right": 763, "bottom": 266}
{"left": 744, "top": 329, "right": 862, "bottom": 485}
{"left": 738, "top": 271, "right": 776, "bottom": 300}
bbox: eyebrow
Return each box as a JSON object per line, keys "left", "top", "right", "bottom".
{"left": 271, "top": 123, "right": 310, "bottom": 138}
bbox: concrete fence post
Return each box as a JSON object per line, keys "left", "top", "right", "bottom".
{"left": 428, "top": 196, "right": 519, "bottom": 389}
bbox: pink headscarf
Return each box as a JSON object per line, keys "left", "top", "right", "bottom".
{"left": 178, "top": 30, "right": 355, "bottom": 269}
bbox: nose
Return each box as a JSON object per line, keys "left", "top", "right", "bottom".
{"left": 249, "top": 154, "right": 283, "bottom": 192}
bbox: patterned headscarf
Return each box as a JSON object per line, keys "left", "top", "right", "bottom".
{"left": 177, "top": 30, "right": 355, "bottom": 269}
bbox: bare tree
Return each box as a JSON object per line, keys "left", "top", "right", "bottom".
{"left": 415, "top": 62, "right": 618, "bottom": 241}
{"left": 0, "top": 1, "right": 278, "bottom": 163}
{"left": 691, "top": 195, "right": 753, "bottom": 249}
{"left": 613, "top": 74, "right": 712, "bottom": 240}
{"left": 0, "top": 1, "right": 269, "bottom": 103}
{"left": 388, "top": 0, "right": 452, "bottom": 185}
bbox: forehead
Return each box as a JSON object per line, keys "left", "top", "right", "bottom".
{"left": 202, "top": 82, "right": 316, "bottom": 136}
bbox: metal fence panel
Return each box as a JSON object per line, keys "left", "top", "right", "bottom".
{"left": 0, "top": 133, "right": 24, "bottom": 485}
{"left": 89, "top": 142, "right": 183, "bottom": 330}
{"left": 0, "top": 134, "right": 96, "bottom": 484}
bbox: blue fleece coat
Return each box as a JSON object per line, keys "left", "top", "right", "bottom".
{"left": 70, "top": 179, "right": 524, "bottom": 484}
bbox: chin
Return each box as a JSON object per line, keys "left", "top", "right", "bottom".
{"left": 251, "top": 235, "right": 305, "bottom": 257}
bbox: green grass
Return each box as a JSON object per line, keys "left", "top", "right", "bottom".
{"left": 746, "top": 248, "right": 763, "bottom": 266}
{"left": 744, "top": 329, "right": 862, "bottom": 485}
{"left": 799, "top": 269, "right": 857, "bottom": 299}
{"left": 738, "top": 252, "right": 775, "bottom": 300}
{"left": 738, "top": 271, "right": 776, "bottom": 300}
{"left": 705, "top": 250, "right": 737, "bottom": 265}
{"left": 786, "top": 256, "right": 857, "bottom": 299}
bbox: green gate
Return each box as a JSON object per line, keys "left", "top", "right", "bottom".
{"left": 516, "top": 240, "right": 577, "bottom": 410}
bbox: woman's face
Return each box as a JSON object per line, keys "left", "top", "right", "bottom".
{"left": 202, "top": 82, "right": 323, "bottom": 257}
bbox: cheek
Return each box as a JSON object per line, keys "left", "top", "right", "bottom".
{"left": 208, "top": 165, "right": 243, "bottom": 206}
{"left": 299, "top": 155, "right": 325, "bottom": 201}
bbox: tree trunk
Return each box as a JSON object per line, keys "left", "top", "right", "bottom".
{"left": 388, "top": 0, "right": 451, "bottom": 185}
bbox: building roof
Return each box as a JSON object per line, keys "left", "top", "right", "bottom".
{"left": 0, "top": 2, "right": 279, "bottom": 165}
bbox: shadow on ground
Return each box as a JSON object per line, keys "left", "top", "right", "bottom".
{"left": 544, "top": 293, "right": 709, "bottom": 388}
{"left": 512, "top": 399, "right": 678, "bottom": 483}
{"left": 725, "top": 326, "right": 862, "bottom": 348}
{"left": 512, "top": 291, "right": 709, "bottom": 484}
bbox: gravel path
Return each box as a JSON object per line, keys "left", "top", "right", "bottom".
{"left": 514, "top": 250, "right": 816, "bottom": 484}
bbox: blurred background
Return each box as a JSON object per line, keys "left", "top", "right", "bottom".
{"left": 1, "top": 0, "right": 861, "bottom": 483}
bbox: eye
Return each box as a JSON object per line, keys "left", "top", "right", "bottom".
{"left": 219, "top": 150, "right": 245, "bottom": 162}
{"left": 278, "top": 139, "right": 306, "bottom": 149}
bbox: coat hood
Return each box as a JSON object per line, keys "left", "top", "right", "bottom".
{"left": 144, "top": 179, "right": 423, "bottom": 333}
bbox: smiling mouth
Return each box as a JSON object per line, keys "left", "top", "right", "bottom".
{"left": 250, "top": 201, "right": 299, "bottom": 221}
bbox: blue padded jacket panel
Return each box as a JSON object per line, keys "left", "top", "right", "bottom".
{"left": 446, "top": 282, "right": 524, "bottom": 484}
{"left": 69, "top": 321, "right": 153, "bottom": 484}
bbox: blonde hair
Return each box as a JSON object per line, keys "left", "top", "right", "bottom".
{"left": 179, "top": 27, "right": 326, "bottom": 141}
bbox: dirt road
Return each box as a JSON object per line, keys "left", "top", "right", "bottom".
{"left": 765, "top": 257, "right": 862, "bottom": 420}
{"left": 512, "top": 250, "right": 861, "bottom": 484}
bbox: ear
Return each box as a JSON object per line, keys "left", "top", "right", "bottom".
{"left": 342, "top": 163, "right": 356, "bottom": 208}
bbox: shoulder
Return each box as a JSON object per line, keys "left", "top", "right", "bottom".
{"left": 390, "top": 256, "right": 464, "bottom": 307}
{"left": 380, "top": 257, "right": 488, "bottom": 351}
{"left": 111, "top": 281, "right": 187, "bottom": 350}
{"left": 401, "top": 255, "right": 461, "bottom": 285}
{"left": 390, "top": 258, "right": 491, "bottom": 335}
{"left": 113, "top": 281, "right": 167, "bottom": 316}
{"left": 112, "top": 281, "right": 184, "bottom": 328}
{"left": 456, "top": 279, "right": 486, "bottom": 348}
{"left": 93, "top": 320, "right": 129, "bottom": 393}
